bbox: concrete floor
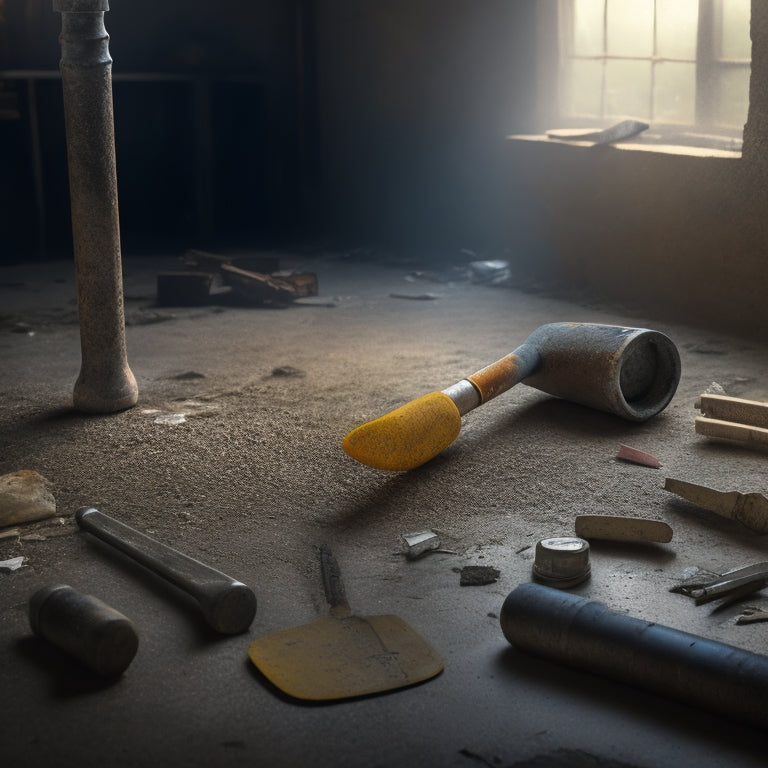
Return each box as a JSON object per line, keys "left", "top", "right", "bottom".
{"left": 1, "top": 249, "right": 768, "bottom": 767}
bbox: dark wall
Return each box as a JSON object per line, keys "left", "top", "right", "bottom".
{"left": 311, "top": 0, "right": 539, "bottom": 254}
{"left": 0, "top": 0, "right": 301, "bottom": 262}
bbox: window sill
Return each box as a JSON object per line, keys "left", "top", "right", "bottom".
{"left": 506, "top": 133, "right": 741, "bottom": 160}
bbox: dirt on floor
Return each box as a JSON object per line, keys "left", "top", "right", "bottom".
{"left": 2, "top": 248, "right": 768, "bottom": 768}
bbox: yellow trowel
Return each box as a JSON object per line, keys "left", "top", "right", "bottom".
{"left": 248, "top": 545, "right": 443, "bottom": 701}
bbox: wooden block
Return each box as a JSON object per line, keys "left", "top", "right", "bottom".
{"left": 575, "top": 515, "right": 673, "bottom": 543}
{"left": 695, "top": 416, "right": 768, "bottom": 448}
{"left": 698, "top": 394, "right": 768, "bottom": 429}
{"left": 157, "top": 272, "right": 214, "bottom": 306}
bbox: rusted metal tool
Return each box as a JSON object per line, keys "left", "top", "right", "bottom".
{"left": 501, "top": 582, "right": 768, "bottom": 730}
{"left": 343, "top": 322, "right": 681, "bottom": 470}
{"left": 55, "top": 0, "right": 138, "bottom": 413}
{"left": 76, "top": 507, "right": 256, "bottom": 634}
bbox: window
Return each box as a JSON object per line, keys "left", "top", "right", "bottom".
{"left": 558, "top": 0, "right": 751, "bottom": 147}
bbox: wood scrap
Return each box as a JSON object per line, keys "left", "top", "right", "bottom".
{"left": 694, "top": 393, "right": 768, "bottom": 449}
{"left": 575, "top": 515, "right": 672, "bottom": 543}
{"left": 664, "top": 477, "right": 768, "bottom": 534}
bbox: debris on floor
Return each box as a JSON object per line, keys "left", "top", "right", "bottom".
{"left": 466, "top": 260, "right": 511, "bottom": 285}
{"left": 0, "top": 556, "right": 25, "bottom": 572}
{"left": 153, "top": 413, "right": 187, "bottom": 426}
{"left": 670, "top": 561, "right": 768, "bottom": 607}
{"left": 457, "top": 565, "right": 500, "bottom": 586}
{"left": 532, "top": 537, "right": 590, "bottom": 589}
{"left": 693, "top": 381, "right": 727, "bottom": 408}
{"left": 574, "top": 515, "right": 672, "bottom": 543}
{"left": 664, "top": 477, "right": 768, "bottom": 534}
{"left": 736, "top": 606, "right": 768, "bottom": 625}
{"left": 615, "top": 443, "right": 662, "bottom": 468}
{"left": 389, "top": 292, "right": 441, "bottom": 300}
{"left": 268, "top": 365, "right": 305, "bottom": 378}
{"left": 694, "top": 392, "right": 768, "bottom": 449}
{"left": 0, "top": 469, "right": 56, "bottom": 527}
{"left": 156, "top": 249, "right": 320, "bottom": 308}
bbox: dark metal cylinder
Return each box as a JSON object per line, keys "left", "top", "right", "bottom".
{"left": 29, "top": 584, "right": 139, "bottom": 676}
{"left": 54, "top": 0, "right": 138, "bottom": 413}
{"left": 500, "top": 582, "right": 768, "bottom": 729}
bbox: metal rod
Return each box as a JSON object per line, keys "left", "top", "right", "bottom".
{"left": 76, "top": 507, "right": 257, "bottom": 634}
{"left": 54, "top": 0, "right": 138, "bottom": 413}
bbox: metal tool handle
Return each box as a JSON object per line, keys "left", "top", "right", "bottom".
{"left": 76, "top": 507, "right": 256, "bottom": 634}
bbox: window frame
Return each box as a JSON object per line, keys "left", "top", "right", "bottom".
{"left": 554, "top": 0, "right": 751, "bottom": 149}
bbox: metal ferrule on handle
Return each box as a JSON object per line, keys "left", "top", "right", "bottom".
{"left": 75, "top": 507, "right": 256, "bottom": 634}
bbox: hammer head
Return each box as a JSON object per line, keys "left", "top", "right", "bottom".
{"left": 521, "top": 323, "right": 681, "bottom": 421}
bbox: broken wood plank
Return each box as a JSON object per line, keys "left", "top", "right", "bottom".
{"left": 664, "top": 477, "right": 768, "bottom": 534}
{"left": 695, "top": 416, "right": 768, "bottom": 449}
{"left": 575, "top": 515, "right": 672, "bottom": 543}
{"left": 183, "top": 249, "right": 233, "bottom": 273}
{"left": 221, "top": 264, "right": 303, "bottom": 305}
{"left": 697, "top": 393, "right": 768, "bottom": 429}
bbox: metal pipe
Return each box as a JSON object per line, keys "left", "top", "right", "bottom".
{"left": 500, "top": 582, "right": 768, "bottom": 729}
{"left": 54, "top": 0, "right": 138, "bottom": 413}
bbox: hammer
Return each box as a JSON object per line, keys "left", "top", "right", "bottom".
{"left": 76, "top": 507, "right": 256, "bottom": 634}
{"left": 342, "top": 322, "right": 681, "bottom": 470}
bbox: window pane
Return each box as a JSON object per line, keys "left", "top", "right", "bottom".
{"left": 563, "top": 58, "right": 604, "bottom": 117}
{"left": 656, "top": 0, "right": 698, "bottom": 60}
{"left": 605, "top": 59, "right": 651, "bottom": 119}
{"left": 573, "top": 0, "right": 605, "bottom": 56}
{"left": 653, "top": 61, "right": 696, "bottom": 124}
{"left": 606, "top": 0, "right": 653, "bottom": 57}
{"left": 713, "top": 65, "right": 751, "bottom": 127}
{"left": 716, "top": 0, "right": 751, "bottom": 61}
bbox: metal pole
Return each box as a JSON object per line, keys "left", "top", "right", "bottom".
{"left": 54, "top": 0, "right": 138, "bottom": 413}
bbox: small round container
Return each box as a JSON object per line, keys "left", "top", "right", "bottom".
{"left": 532, "top": 536, "right": 591, "bottom": 589}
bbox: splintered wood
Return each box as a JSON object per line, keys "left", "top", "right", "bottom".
{"left": 575, "top": 515, "right": 673, "bottom": 543}
{"left": 695, "top": 393, "right": 768, "bottom": 449}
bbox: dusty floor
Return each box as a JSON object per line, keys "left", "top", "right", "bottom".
{"left": 1, "top": 248, "right": 768, "bottom": 767}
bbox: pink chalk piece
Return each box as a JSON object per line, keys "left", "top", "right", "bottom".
{"left": 616, "top": 444, "right": 662, "bottom": 469}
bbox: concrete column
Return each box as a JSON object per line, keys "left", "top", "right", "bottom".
{"left": 54, "top": 0, "right": 138, "bottom": 413}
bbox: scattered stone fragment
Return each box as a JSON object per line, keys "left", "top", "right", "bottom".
{"left": 0, "top": 556, "right": 25, "bottom": 573}
{"left": 170, "top": 371, "right": 206, "bottom": 380}
{"left": 616, "top": 444, "right": 662, "bottom": 468}
{"left": 0, "top": 527, "right": 20, "bottom": 540}
{"left": 154, "top": 413, "right": 187, "bottom": 425}
{"left": 0, "top": 470, "right": 56, "bottom": 527}
{"left": 458, "top": 565, "right": 500, "bottom": 586}
{"left": 389, "top": 292, "right": 441, "bottom": 300}
{"left": 401, "top": 530, "right": 441, "bottom": 559}
{"left": 270, "top": 366, "right": 305, "bottom": 378}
